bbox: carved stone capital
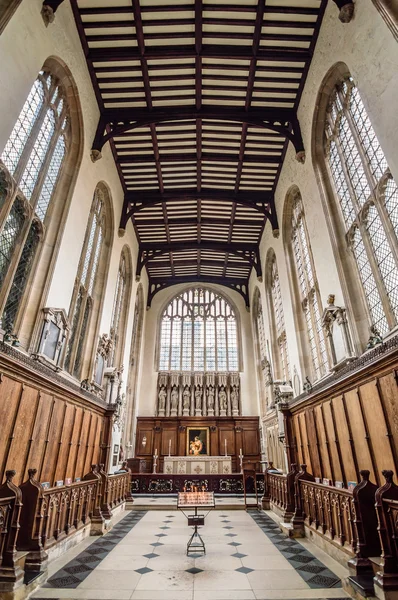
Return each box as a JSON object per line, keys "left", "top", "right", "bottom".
{"left": 338, "top": 2, "right": 355, "bottom": 23}
{"left": 41, "top": 5, "right": 55, "bottom": 26}
{"left": 90, "top": 149, "right": 102, "bottom": 163}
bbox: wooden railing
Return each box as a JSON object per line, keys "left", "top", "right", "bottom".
{"left": 262, "top": 465, "right": 398, "bottom": 597}
{"left": 300, "top": 479, "right": 356, "bottom": 554}
{"left": 0, "top": 464, "right": 131, "bottom": 592}
{"left": 266, "top": 463, "right": 297, "bottom": 518}
{"left": 100, "top": 466, "right": 131, "bottom": 518}
{"left": 0, "top": 470, "right": 23, "bottom": 586}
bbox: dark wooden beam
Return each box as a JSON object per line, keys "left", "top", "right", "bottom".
{"left": 136, "top": 241, "right": 262, "bottom": 280}
{"left": 118, "top": 188, "right": 274, "bottom": 230}
{"left": 87, "top": 44, "right": 312, "bottom": 62}
{"left": 91, "top": 106, "right": 304, "bottom": 159}
{"left": 147, "top": 275, "right": 250, "bottom": 307}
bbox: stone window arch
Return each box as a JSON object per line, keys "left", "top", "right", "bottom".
{"left": 0, "top": 0, "right": 23, "bottom": 35}
{"left": 283, "top": 187, "right": 328, "bottom": 382}
{"left": 123, "top": 283, "right": 145, "bottom": 455}
{"left": 252, "top": 286, "right": 269, "bottom": 417}
{"left": 371, "top": 1, "right": 398, "bottom": 41}
{"left": 313, "top": 63, "right": 398, "bottom": 348}
{"left": 158, "top": 286, "right": 241, "bottom": 372}
{"left": 64, "top": 183, "right": 114, "bottom": 380}
{"left": 109, "top": 246, "right": 132, "bottom": 369}
{"left": 0, "top": 60, "right": 83, "bottom": 346}
{"left": 265, "top": 249, "right": 290, "bottom": 382}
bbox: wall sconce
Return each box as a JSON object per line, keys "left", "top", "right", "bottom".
{"left": 141, "top": 436, "right": 147, "bottom": 449}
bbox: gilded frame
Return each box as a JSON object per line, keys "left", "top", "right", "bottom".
{"left": 186, "top": 427, "right": 210, "bottom": 456}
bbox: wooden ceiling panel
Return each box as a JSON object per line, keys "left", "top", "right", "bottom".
{"left": 71, "top": 0, "right": 327, "bottom": 305}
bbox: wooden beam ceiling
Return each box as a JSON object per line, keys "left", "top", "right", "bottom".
{"left": 70, "top": 0, "right": 329, "bottom": 305}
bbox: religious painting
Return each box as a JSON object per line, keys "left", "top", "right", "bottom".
{"left": 186, "top": 427, "right": 209, "bottom": 456}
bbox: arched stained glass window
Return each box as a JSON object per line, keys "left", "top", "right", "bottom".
{"left": 269, "top": 255, "right": 290, "bottom": 381}
{"left": 325, "top": 77, "right": 398, "bottom": 336}
{"left": 0, "top": 70, "right": 69, "bottom": 334}
{"left": 159, "top": 287, "right": 239, "bottom": 372}
{"left": 109, "top": 249, "right": 131, "bottom": 368}
{"left": 290, "top": 195, "right": 328, "bottom": 380}
{"left": 64, "top": 188, "right": 105, "bottom": 378}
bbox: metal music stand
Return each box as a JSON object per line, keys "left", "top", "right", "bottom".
{"left": 177, "top": 490, "right": 215, "bottom": 555}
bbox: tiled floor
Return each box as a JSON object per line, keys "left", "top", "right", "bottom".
{"left": 31, "top": 508, "right": 349, "bottom": 600}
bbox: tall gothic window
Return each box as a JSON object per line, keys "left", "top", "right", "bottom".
{"left": 109, "top": 248, "right": 131, "bottom": 368}
{"left": 64, "top": 188, "right": 107, "bottom": 378}
{"left": 159, "top": 287, "right": 239, "bottom": 372}
{"left": 267, "top": 254, "right": 290, "bottom": 381}
{"left": 325, "top": 77, "right": 398, "bottom": 336}
{"left": 290, "top": 194, "right": 328, "bottom": 380}
{"left": 0, "top": 71, "right": 69, "bottom": 334}
{"left": 252, "top": 287, "right": 269, "bottom": 415}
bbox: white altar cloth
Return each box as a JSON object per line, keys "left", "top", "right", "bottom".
{"left": 163, "top": 455, "right": 232, "bottom": 475}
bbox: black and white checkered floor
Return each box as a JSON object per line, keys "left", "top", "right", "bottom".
{"left": 32, "top": 508, "right": 349, "bottom": 600}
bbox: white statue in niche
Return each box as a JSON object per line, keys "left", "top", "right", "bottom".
{"left": 231, "top": 385, "right": 239, "bottom": 415}
{"left": 195, "top": 386, "right": 202, "bottom": 409}
{"left": 170, "top": 386, "right": 178, "bottom": 415}
{"left": 183, "top": 386, "right": 190, "bottom": 409}
{"left": 195, "top": 386, "right": 202, "bottom": 415}
{"left": 207, "top": 386, "right": 214, "bottom": 409}
{"left": 219, "top": 386, "right": 227, "bottom": 415}
{"left": 158, "top": 386, "right": 166, "bottom": 414}
{"left": 207, "top": 385, "right": 215, "bottom": 415}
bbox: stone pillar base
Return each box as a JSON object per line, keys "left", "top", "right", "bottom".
{"left": 182, "top": 409, "right": 189, "bottom": 416}
{"left": 195, "top": 409, "right": 202, "bottom": 416}
{"left": 207, "top": 409, "right": 214, "bottom": 416}
{"left": 158, "top": 409, "right": 165, "bottom": 417}
{"left": 170, "top": 409, "right": 177, "bottom": 417}
{"left": 220, "top": 409, "right": 226, "bottom": 416}
{"left": 90, "top": 515, "right": 106, "bottom": 536}
{"left": 261, "top": 496, "right": 270, "bottom": 510}
{"left": 232, "top": 409, "right": 239, "bottom": 417}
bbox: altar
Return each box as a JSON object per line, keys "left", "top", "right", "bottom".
{"left": 163, "top": 456, "right": 232, "bottom": 475}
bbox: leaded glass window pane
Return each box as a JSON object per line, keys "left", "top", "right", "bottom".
{"left": 0, "top": 197, "right": 25, "bottom": 291}
{"left": 158, "top": 287, "right": 239, "bottom": 372}
{"left": 2, "top": 220, "right": 40, "bottom": 332}
{"left": 65, "top": 189, "right": 106, "bottom": 377}
{"left": 0, "top": 71, "right": 69, "bottom": 335}
{"left": 64, "top": 286, "right": 83, "bottom": 372}
{"left": 73, "top": 298, "right": 91, "bottom": 378}
{"left": 109, "top": 253, "right": 128, "bottom": 366}
{"left": 19, "top": 110, "right": 55, "bottom": 201}
{"left": 291, "top": 195, "right": 327, "bottom": 379}
{"left": 270, "top": 257, "right": 290, "bottom": 381}
{"left": 1, "top": 79, "right": 45, "bottom": 174}
{"left": 326, "top": 77, "right": 398, "bottom": 334}
{"left": 36, "top": 133, "right": 65, "bottom": 220}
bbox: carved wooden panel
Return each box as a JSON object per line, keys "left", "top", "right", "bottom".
{"left": 135, "top": 416, "right": 261, "bottom": 471}
{"left": 0, "top": 370, "right": 107, "bottom": 486}
{"left": 290, "top": 357, "right": 398, "bottom": 485}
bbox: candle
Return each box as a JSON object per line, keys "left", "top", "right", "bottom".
{"left": 224, "top": 438, "right": 227, "bottom": 456}
{"left": 240, "top": 448, "right": 242, "bottom": 456}
{"left": 168, "top": 439, "right": 171, "bottom": 456}
{"left": 155, "top": 448, "right": 157, "bottom": 457}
